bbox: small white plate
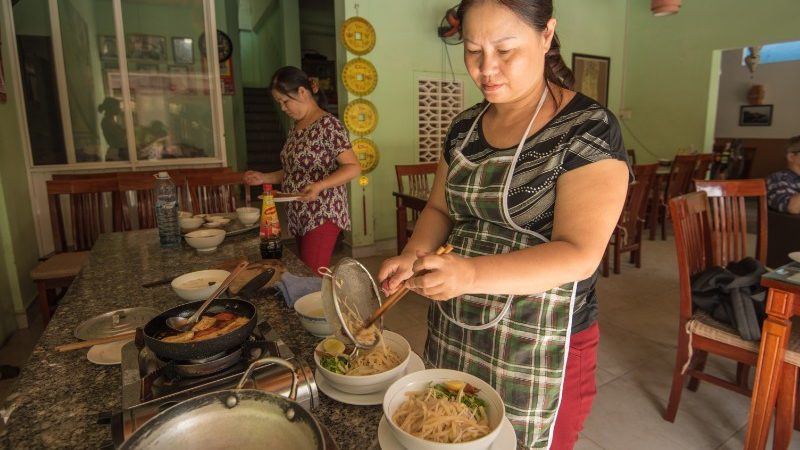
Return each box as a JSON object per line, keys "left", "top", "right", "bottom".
{"left": 378, "top": 413, "right": 517, "bottom": 450}
{"left": 273, "top": 196, "right": 301, "bottom": 203}
{"left": 789, "top": 252, "right": 800, "bottom": 263}
{"left": 315, "top": 352, "right": 424, "bottom": 406}
{"left": 87, "top": 339, "right": 131, "bottom": 365}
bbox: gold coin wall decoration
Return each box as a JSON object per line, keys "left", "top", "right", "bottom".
{"left": 351, "top": 138, "right": 380, "bottom": 174}
{"left": 343, "top": 99, "right": 378, "bottom": 135}
{"left": 342, "top": 58, "right": 378, "bottom": 97}
{"left": 341, "top": 17, "right": 376, "bottom": 56}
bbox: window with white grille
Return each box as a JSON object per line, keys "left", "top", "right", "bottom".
{"left": 417, "top": 79, "right": 464, "bottom": 163}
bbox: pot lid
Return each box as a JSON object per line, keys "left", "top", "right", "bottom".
{"left": 75, "top": 307, "right": 161, "bottom": 340}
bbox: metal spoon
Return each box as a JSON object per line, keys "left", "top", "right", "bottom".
{"left": 166, "top": 260, "right": 250, "bottom": 332}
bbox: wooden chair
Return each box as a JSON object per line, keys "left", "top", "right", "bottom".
{"left": 30, "top": 178, "right": 124, "bottom": 323}
{"left": 693, "top": 179, "right": 767, "bottom": 267}
{"left": 394, "top": 163, "right": 437, "bottom": 245}
{"left": 396, "top": 163, "right": 437, "bottom": 197}
{"left": 664, "top": 191, "right": 800, "bottom": 446}
{"left": 187, "top": 171, "right": 252, "bottom": 214}
{"left": 693, "top": 154, "right": 714, "bottom": 181}
{"left": 602, "top": 164, "right": 657, "bottom": 276}
{"left": 655, "top": 154, "right": 699, "bottom": 240}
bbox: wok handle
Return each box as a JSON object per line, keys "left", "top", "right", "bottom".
{"left": 236, "top": 357, "right": 298, "bottom": 400}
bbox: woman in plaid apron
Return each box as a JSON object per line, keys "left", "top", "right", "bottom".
{"left": 379, "top": 1, "right": 630, "bottom": 448}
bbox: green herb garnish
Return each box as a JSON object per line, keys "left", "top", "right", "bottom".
{"left": 320, "top": 355, "right": 350, "bottom": 374}
{"left": 432, "top": 383, "right": 487, "bottom": 411}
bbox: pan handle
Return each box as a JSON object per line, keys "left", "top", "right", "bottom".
{"left": 236, "top": 357, "right": 298, "bottom": 401}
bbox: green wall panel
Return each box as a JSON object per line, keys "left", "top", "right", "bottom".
{"left": 621, "top": 0, "right": 800, "bottom": 161}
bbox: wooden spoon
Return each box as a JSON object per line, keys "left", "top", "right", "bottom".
{"left": 55, "top": 331, "right": 136, "bottom": 352}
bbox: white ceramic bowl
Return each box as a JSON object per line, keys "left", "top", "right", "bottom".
{"left": 171, "top": 269, "right": 231, "bottom": 301}
{"left": 184, "top": 229, "right": 226, "bottom": 252}
{"left": 314, "top": 330, "right": 411, "bottom": 395}
{"left": 179, "top": 217, "right": 204, "bottom": 232}
{"left": 236, "top": 207, "right": 260, "bottom": 226}
{"left": 383, "top": 369, "right": 505, "bottom": 450}
{"left": 293, "top": 291, "right": 333, "bottom": 337}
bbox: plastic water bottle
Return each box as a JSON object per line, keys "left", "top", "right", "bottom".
{"left": 154, "top": 171, "right": 181, "bottom": 248}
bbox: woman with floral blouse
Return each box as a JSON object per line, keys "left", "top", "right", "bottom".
{"left": 245, "top": 66, "right": 360, "bottom": 273}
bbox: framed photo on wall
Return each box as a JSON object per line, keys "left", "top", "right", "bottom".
{"left": 172, "top": 37, "right": 194, "bottom": 64}
{"left": 126, "top": 34, "right": 166, "bottom": 61}
{"left": 571, "top": 53, "right": 610, "bottom": 107}
{"left": 739, "top": 104, "right": 773, "bottom": 126}
{"left": 98, "top": 35, "right": 118, "bottom": 59}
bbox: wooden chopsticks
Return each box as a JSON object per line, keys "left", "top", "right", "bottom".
{"left": 361, "top": 244, "right": 454, "bottom": 329}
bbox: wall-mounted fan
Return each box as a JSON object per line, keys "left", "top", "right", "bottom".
{"left": 437, "top": 5, "right": 462, "bottom": 45}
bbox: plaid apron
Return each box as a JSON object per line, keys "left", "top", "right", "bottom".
{"left": 425, "top": 92, "right": 578, "bottom": 449}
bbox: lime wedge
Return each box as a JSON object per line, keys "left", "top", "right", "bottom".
{"left": 322, "top": 338, "right": 345, "bottom": 356}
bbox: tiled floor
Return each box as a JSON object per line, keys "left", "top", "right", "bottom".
{"left": 1, "top": 236, "right": 798, "bottom": 448}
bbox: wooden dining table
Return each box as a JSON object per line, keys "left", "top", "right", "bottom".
{"left": 393, "top": 189, "right": 429, "bottom": 252}
{"left": 745, "top": 263, "right": 800, "bottom": 449}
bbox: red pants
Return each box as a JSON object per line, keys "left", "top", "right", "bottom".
{"left": 550, "top": 322, "right": 599, "bottom": 450}
{"left": 295, "top": 220, "right": 341, "bottom": 276}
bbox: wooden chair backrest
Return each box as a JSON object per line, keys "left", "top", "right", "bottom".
{"left": 669, "top": 191, "right": 713, "bottom": 321}
{"left": 665, "top": 154, "right": 699, "bottom": 200}
{"left": 116, "top": 172, "right": 187, "bottom": 230}
{"left": 395, "top": 163, "right": 437, "bottom": 196}
{"left": 620, "top": 164, "right": 658, "bottom": 232}
{"left": 693, "top": 179, "right": 767, "bottom": 266}
{"left": 693, "top": 154, "right": 714, "bottom": 181}
{"left": 46, "top": 178, "right": 123, "bottom": 252}
{"left": 186, "top": 172, "right": 250, "bottom": 214}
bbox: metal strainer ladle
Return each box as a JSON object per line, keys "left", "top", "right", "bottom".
{"left": 318, "top": 258, "right": 383, "bottom": 350}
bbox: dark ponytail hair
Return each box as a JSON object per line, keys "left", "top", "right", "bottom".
{"left": 457, "top": 0, "right": 575, "bottom": 91}
{"left": 271, "top": 66, "right": 328, "bottom": 109}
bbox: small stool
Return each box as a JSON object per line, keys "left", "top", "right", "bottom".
{"left": 29, "top": 252, "right": 90, "bottom": 324}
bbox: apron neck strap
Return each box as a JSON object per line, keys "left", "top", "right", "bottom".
{"left": 517, "top": 85, "right": 550, "bottom": 154}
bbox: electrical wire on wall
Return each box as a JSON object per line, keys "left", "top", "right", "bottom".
{"left": 438, "top": 4, "right": 461, "bottom": 82}
{"left": 620, "top": 119, "right": 662, "bottom": 160}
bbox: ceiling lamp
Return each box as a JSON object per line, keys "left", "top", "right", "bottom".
{"left": 651, "top": 0, "right": 681, "bottom": 16}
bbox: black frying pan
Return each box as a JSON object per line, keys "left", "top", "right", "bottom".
{"left": 143, "top": 298, "right": 257, "bottom": 361}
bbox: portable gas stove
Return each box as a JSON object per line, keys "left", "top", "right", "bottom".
{"left": 108, "top": 320, "right": 318, "bottom": 446}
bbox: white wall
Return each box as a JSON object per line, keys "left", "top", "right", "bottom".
{"left": 715, "top": 48, "right": 800, "bottom": 138}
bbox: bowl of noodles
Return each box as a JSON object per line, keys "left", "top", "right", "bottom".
{"left": 313, "top": 330, "right": 410, "bottom": 395}
{"left": 382, "top": 368, "right": 505, "bottom": 450}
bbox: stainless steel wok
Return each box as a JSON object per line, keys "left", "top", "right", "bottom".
{"left": 120, "top": 357, "right": 326, "bottom": 450}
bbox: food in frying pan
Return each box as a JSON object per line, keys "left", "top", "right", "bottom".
{"left": 160, "top": 312, "right": 248, "bottom": 343}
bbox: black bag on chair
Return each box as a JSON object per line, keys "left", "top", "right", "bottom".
{"left": 691, "top": 257, "right": 768, "bottom": 341}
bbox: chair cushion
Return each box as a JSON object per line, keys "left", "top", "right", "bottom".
{"left": 689, "top": 310, "right": 800, "bottom": 366}
{"left": 30, "top": 251, "right": 90, "bottom": 280}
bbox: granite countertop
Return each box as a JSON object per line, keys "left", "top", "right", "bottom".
{"left": 0, "top": 229, "right": 383, "bottom": 449}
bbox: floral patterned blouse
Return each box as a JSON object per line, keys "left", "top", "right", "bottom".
{"left": 280, "top": 114, "right": 352, "bottom": 236}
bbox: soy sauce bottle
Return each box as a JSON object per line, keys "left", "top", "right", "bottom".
{"left": 259, "top": 184, "right": 282, "bottom": 259}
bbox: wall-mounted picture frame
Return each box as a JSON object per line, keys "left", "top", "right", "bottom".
{"left": 172, "top": 37, "right": 194, "bottom": 64}
{"left": 97, "top": 35, "right": 118, "bottom": 59}
{"left": 126, "top": 34, "right": 166, "bottom": 61}
{"left": 739, "top": 104, "right": 773, "bottom": 126}
{"left": 571, "top": 53, "right": 610, "bottom": 107}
